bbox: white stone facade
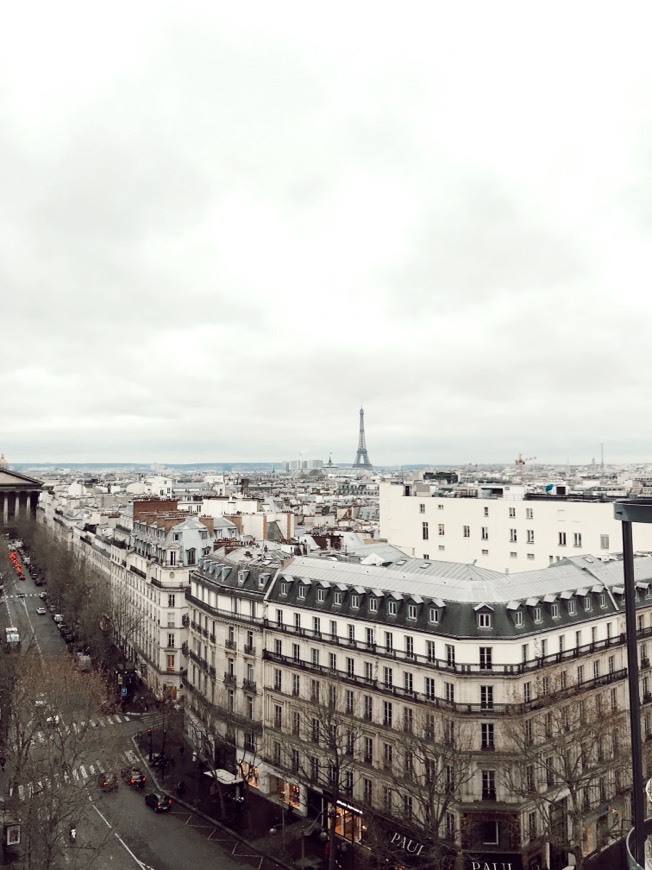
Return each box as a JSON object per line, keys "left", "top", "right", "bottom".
{"left": 183, "top": 550, "right": 652, "bottom": 868}
{"left": 380, "top": 480, "right": 652, "bottom": 572}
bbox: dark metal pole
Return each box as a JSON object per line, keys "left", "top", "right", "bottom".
{"left": 622, "top": 520, "right": 645, "bottom": 866}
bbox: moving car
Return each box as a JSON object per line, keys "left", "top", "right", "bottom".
{"left": 97, "top": 773, "right": 118, "bottom": 792}
{"left": 144, "top": 791, "right": 172, "bottom": 813}
{"left": 121, "top": 767, "right": 146, "bottom": 788}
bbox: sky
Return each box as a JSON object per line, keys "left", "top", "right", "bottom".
{"left": 2, "top": 2, "right": 652, "bottom": 466}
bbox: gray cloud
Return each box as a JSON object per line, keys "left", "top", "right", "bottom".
{"left": 2, "top": 4, "right": 652, "bottom": 465}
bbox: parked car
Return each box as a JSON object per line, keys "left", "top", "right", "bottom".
{"left": 36, "top": 607, "right": 46, "bottom": 615}
{"left": 144, "top": 791, "right": 172, "bottom": 813}
{"left": 150, "top": 753, "right": 172, "bottom": 770}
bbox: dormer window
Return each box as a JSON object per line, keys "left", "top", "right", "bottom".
{"left": 551, "top": 603, "right": 560, "bottom": 619}
{"left": 478, "top": 612, "right": 492, "bottom": 629}
{"left": 387, "top": 601, "right": 397, "bottom": 616}
{"left": 351, "top": 594, "right": 360, "bottom": 609}
{"left": 428, "top": 607, "right": 440, "bottom": 624}
{"left": 407, "top": 604, "right": 417, "bottom": 620}
{"left": 334, "top": 591, "right": 342, "bottom": 606}
{"left": 600, "top": 593, "right": 607, "bottom": 609}
{"left": 583, "top": 596, "right": 592, "bottom": 612}
{"left": 568, "top": 599, "right": 576, "bottom": 615}
{"left": 317, "top": 588, "right": 326, "bottom": 603}
{"left": 298, "top": 586, "right": 306, "bottom": 600}
{"left": 280, "top": 582, "right": 288, "bottom": 596}
{"left": 533, "top": 607, "right": 542, "bottom": 624}
{"left": 474, "top": 603, "right": 494, "bottom": 630}
{"left": 514, "top": 611, "right": 523, "bottom": 627}
{"left": 369, "top": 598, "right": 378, "bottom": 613}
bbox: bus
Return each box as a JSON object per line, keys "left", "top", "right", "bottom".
{"left": 5, "top": 627, "right": 20, "bottom": 651}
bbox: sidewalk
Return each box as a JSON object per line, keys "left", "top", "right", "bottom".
{"left": 131, "top": 724, "right": 358, "bottom": 870}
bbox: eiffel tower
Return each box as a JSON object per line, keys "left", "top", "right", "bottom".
{"left": 353, "top": 407, "right": 373, "bottom": 469}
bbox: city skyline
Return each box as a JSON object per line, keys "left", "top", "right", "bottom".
{"left": 2, "top": 4, "right": 652, "bottom": 464}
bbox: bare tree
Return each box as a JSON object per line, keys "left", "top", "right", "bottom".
{"left": 502, "top": 675, "right": 632, "bottom": 869}
{"left": 289, "top": 684, "right": 362, "bottom": 870}
{"left": 3, "top": 652, "right": 123, "bottom": 869}
{"left": 15, "top": 518, "right": 146, "bottom": 677}
{"left": 361, "top": 707, "right": 475, "bottom": 870}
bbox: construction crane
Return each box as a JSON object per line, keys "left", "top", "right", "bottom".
{"left": 515, "top": 453, "right": 537, "bottom": 485}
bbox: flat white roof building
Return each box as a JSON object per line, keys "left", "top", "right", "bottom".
{"left": 380, "top": 480, "right": 652, "bottom": 572}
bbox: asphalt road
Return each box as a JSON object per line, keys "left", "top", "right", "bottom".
{"left": 2, "top": 550, "right": 267, "bottom": 870}
{"left": 83, "top": 781, "right": 255, "bottom": 870}
{"left": 1, "top": 557, "right": 61, "bottom": 657}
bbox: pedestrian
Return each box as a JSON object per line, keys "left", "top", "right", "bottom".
{"left": 0, "top": 756, "right": 5, "bottom": 772}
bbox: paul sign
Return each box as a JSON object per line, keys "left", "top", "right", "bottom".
{"left": 389, "top": 832, "right": 425, "bottom": 856}
{"left": 470, "top": 863, "right": 514, "bottom": 870}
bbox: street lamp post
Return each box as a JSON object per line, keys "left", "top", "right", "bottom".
{"left": 614, "top": 500, "right": 652, "bottom": 868}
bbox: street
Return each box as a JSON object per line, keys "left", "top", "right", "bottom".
{"left": 1, "top": 548, "right": 276, "bottom": 870}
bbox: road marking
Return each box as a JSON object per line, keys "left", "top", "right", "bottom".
{"left": 91, "top": 803, "right": 158, "bottom": 869}
{"left": 79, "top": 765, "right": 87, "bottom": 779}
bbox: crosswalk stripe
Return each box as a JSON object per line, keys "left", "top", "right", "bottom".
{"left": 10, "top": 750, "right": 141, "bottom": 801}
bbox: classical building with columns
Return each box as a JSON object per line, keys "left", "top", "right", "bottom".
{"left": 0, "top": 460, "right": 43, "bottom": 524}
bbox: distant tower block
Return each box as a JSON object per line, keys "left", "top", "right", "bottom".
{"left": 353, "top": 407, "right": 373, "bottom": 469}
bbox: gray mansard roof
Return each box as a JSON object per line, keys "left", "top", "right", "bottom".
{"left": 262, "top": 554, "right": 652, "bottom": 640}
{"left": 192, "top": 549, "right": 652, "bottom": 639}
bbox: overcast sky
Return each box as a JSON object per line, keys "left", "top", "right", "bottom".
{"left": 3, "top": 2, "right": 652, "bottom": 466}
